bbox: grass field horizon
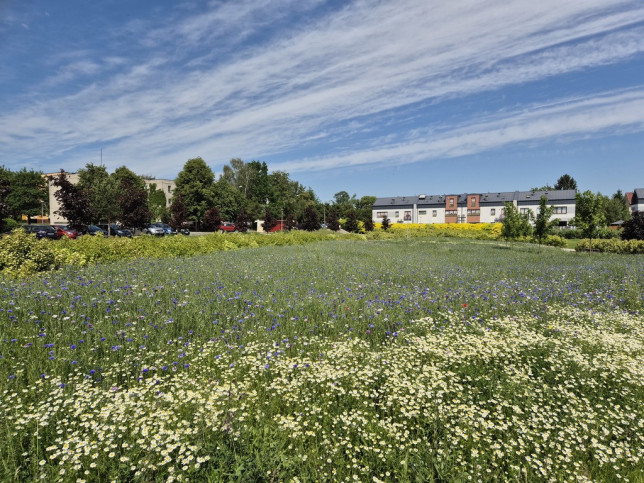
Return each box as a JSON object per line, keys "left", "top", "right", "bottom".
{"left": 1, "top": 238, "right": 642, "bottom": 481}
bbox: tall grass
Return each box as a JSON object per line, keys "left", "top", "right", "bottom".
{"left": 0, "top": 238, "right": 642, "bottom": 481}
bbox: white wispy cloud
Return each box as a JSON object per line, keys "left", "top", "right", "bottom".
{"left": 272, "top": 88, "right": 644, "bottom": 173}
{"left": 0, "top": 0, "right": 642, "bottom": 176}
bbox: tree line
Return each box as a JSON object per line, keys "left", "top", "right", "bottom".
{"left": 0, "top": 158, "right": 378, "bottom": 234}
{"left": 171, "top": 157, "right": 377, "bottom": 232}
{"left": 503, "top": 174, "right": 643, "bottom": 243}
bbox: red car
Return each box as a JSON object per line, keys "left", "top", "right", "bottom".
{"left": 219, "top": 222, "right": 236, "bottom": 233}
{"left": 51, "top": 225, "right": 78, "bottom": 239}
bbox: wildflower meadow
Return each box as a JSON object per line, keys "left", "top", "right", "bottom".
{"left": 0, "top": 238, "right": 643, "bottom": 482}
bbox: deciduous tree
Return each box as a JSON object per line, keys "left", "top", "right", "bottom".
{"left": 301, "top": 205, "right": 320, "bottom": 231}
{"left": 572, "top": 191, "right": 605, "bottom": 239}
{"left": 5, "top": 168, "right": 46, "bottom": 223}
{"left": 533, "top": 196, "right": 555, "bottom": 248}
{"left": 118, "top": 179, "right": 152, "bottom": 230}
{"left": 235, "top": 208, "right": 251, "bottom": 233}
{"left": 203, "top": 207, "right": 222, "bottom": 232}
{"left": 174, "top": 157, "right": 216, "bottom": 229}
{"left": 501, "top": 202, "right": 531, "bottom": 241}
{"left": 262, "top": 208, "right": 278, "bottom": 232}
{"left": 52, "top": 170, "right": 93, "bottom": 232}
{"left": 621, "top": 212, "right": 644, "bottom": 240}
{"left": 169, "top": 194, "right": 189, "bottom": 231}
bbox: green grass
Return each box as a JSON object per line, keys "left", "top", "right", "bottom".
{"left": 0, "top": 238, "right": 642, "bottom": 482}
{"left": 564, "top": 238, "right": 582, "bottom": 249}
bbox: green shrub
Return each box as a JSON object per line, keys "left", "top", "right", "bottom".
{"left": 575, "top": 238, "right": 644, "bottom": 254}
{"left": 0, "top": 229, "right": 82, "bottom": 277}
{"left": 3, "top": 218, "right": 18, "bottom": 232}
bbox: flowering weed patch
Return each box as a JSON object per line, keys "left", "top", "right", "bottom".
{"left": 0, "top": 239, "right": 642, "bottom": 481}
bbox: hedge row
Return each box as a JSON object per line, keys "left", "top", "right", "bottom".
{"left": 575, "top": 238, "right": 644, "bottom": 254}
{"left": 0, "top": 230, "right": 369, "bottom": 277}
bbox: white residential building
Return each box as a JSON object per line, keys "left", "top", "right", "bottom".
{"left": 372, "top": 189, "right": 577, "bottom": 226}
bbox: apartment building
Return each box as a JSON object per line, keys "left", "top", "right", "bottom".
{"left": 373, "top": 189, "right": 576, "bottom": 226}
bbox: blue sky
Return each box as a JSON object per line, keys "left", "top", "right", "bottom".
{"left": 1, "top": 0, "right": 643, "bottom": 202}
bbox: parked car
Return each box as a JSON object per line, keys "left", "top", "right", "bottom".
{"left": 143, "top": 224, "right": 165, "bottom": 236}
{"left": 97, "top": 224, "right": 133, "bottom": 238}
{"left": 220, "top": 222, "right": 236, "bottom": 233}
{"left": 22, "top": 224, "right": 58, "bottom": 240}
{"left": 51, "top": 224, "right": 78, "bottom": 239}
{"left": 180, "top": 227, "right": 190, "bottom": 236}
{"left": 86, "top": 225, "right": 107, "bottom": 236}
{"left": 158, "top": 223, "right": 177, "bottom": 235}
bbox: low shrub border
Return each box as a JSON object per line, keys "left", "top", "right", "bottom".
{"left": 575, "top": 238, "right": 644, "bottom": 254}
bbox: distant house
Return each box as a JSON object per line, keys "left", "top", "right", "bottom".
{"left": 372, "top": 189, "right": 576, "bottom": 226}
{"left": 609, "top": 220, "right": 625, "bottom": 230}
{"left": 630, "top": 188, "right": 644, "bottom": 214}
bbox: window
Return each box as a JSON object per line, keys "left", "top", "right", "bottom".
{"left": 376, "top": 212, "right": 388, "bottom": 218}
{"left": 520, "top": 208, "right": 531, "bottom": 215}
{"left": 501, "top": 207, "right": 505, "bottom": 215}
{"left": 470, "top": 197, "right": 476, "bottom": 207}
{"left": 418, "top": 210, "right": 427, "bottom": 215}
{"left": 395, "top": 211, "right": 399, "bottom": 217}
{"left": 404, "top": 211, "right": 411, "bottom": 221}
{"left": 432, "top": 210, "right": 437, "bottom": 217}
{"left": 168, "top": 186, "right": 172, "bottom": 193}
{"left": 553, "top": 206, "right": 567, "bottom": 214}
{"left": 449, "top": 198, "right": 454, "bottom": 207}
{"left": 446, "top": 210, "right": 457, "bottom": 215}
{"left": 490, "top": 208, "right": 496, "bottom": 216}
{"left": 467, "top": 209, "right": 480, "bottom": 216}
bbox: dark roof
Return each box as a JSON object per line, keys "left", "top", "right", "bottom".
{"left": 515, "top": 189, "right": 576, "bottom": 202}
{"left": 633, "top": 188, "right": 644, "bottom": 202}
{"left": 479, "top": 192, "right": 516, "bottom": 204}
{"left": 373, "top": 195, "right": 443, "bottom": 208}
{"left": 373, "top": 189, "right": 576, "bottom": 207}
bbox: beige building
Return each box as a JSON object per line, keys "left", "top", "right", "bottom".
{"left": 144, "top": 179, "right": 175, "bottom": 207}
{"left": 46, "top": 172, "right": 80, "bottom": 225}
{"left": 46, "top": 171, "right": 175, "bottom": 225}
